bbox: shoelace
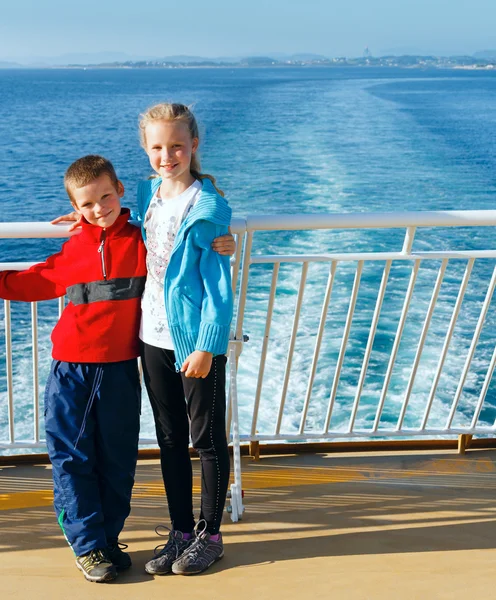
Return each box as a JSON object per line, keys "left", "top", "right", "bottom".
{"left": 80, "top": 549, "right": 108, "bottom": 569}
{"left": 183, "top": 536, "right": 207, "bottom": 561}
{"left": 180, "top": 519, "right": 209, "bottom": 561}
{"left": 108, "top": 541, "right": 129, "bottom": 552}
{"left": 153, "top": 525, "right": 182, "bottom": 559}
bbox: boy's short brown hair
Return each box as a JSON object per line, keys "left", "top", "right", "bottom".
{"left": 64, "top": 155, "right": 119, "bottom": 204}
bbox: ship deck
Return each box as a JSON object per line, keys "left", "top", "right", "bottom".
{"left": 2, "top": 449, "right": 496, "bottom": 599}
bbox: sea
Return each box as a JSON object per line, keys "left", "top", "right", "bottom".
{"left": 1, "top": 66, "right": 496, "bottom": 452}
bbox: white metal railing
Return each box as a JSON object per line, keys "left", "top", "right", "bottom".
{"left": 1, "top": 211, "right": 496, "bottom": 453}
{"left": 236, "top": 211, "right": 496, "bottom": 442}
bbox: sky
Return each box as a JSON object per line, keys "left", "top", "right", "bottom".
{"left": 1, "top": 0, "right": 495, "bottom": 62}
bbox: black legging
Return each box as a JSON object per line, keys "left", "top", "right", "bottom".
{"left": 141, "top": 342, "right": 230, "bottom": 535}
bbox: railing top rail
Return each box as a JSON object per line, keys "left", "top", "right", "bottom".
{"left": 0, "top": 217, "right": 247, "bottom": 239}
{"left": 244, "top": 210, "right": 496, "bottom": 232}
{"left": 0, "top": 222, "right": 77, "bottom": 239}
{"left": 248, "top": 250, "right": 496, "bottom": 263}
{"left": 2, "top": 211, "right": 496, "bottom": 239}
{"left": 227, "top": 218, "right": 246, "bottom": 235}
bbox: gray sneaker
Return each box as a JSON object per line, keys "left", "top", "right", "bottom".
{"left": 172, "top": 521, "right": 224, "bottom": 575}
{"left": 144, "top": 527, "right": 192, "bottom": 576}
{"left": 75, "top": 548, "right": 117, "bottom": 583}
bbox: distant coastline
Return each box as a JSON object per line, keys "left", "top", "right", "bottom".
{"left": 60, "top": 56, "right": 496, "bottom": 70}
{"left": 2, "top": 53, "right": 496, "bottom": 70}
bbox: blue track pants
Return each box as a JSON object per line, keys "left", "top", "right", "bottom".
{"left": 44, "top": 359, "right": 141, "bottom": 557}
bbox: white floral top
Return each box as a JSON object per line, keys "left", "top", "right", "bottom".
{"left": 139, "top": 179, "right": 202, "bottom": 349}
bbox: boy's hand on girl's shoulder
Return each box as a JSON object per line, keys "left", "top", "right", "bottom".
{"left": 51, "top": 211, "right": 82, "bottom": 232}
{"left": 181, "top": 351, "right": 213, "bottom": 378}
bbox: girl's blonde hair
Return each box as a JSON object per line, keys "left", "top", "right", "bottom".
{"left": 139, "top": 103, "right": 224, "bottom": 196}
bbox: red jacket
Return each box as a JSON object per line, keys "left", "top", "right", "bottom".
{"left": 0, "top": 209, "right": 147, "bottom": 363}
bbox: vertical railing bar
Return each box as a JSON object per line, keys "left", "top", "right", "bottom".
{"left": 58, "top": 295, "right": 65, "bottom": 317}
{"left": 396, "top": 259, "right": 448, "bottom": 430}
{"left": 324, "top": 260, "right": 364, "bottom": 433}
{"left": 227, "top": 232, "right": 244, "bottom": 436}
{"left": 421, "top": 258, "right": 474, "bottom": 430}
{"left": 228, "top": 343, "right": 244, "bottom": 520}
{"left": 5, "top": 300, "right": 14, "bottom": 444}
{"left": 373, "top": 259, "right": 421, "bottom": 432}
{"left": 348, "top": 260, "right": 392, "bottom": 433}
{"left": 31, "top": 302, "right": 40, "bottom": 442}
{"left": 446, "top": 264, "right": 496, "bottom": 429}
{"left": 251, "top": 263, "right": 280, "bottom": 436}
{"left": 402, "top": 226, "right": 417, "bottom": 254}
{"left": 230, "top": 232, "right": 244, "bottom": 298}
{"left": 474, "top": 343, "right": 496, "bottom": 429}
{"left": 275, "top": 262, "right": 309, "bottom": 435}
{"left": 234, "top": 232, "right": 253, "bottom": 342}
{"left": 227, "top": 231, "right": 253, "bottom": 438}
{"left": 299, "top": 261, "right": 338, "bottom": 434}
{"left": 226, "top": 390, "right": 232, "bottom": 439}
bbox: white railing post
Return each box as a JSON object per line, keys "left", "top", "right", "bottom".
{"left": 397, "top": 259, "right": 448, "bottom": 430}
{"left": 473, "top": 343, "right": 496, "bottom": 429}
{"left": 446, "top": 265, "right": 496, "bottom": 429}
{"left": 373, "top": 260, "right": 421, "bottom": 431}
{"left": 300, "top": 261, "right": 337, "bottom": 434}
{"left": 402, "top": 226, "right": 417, "bottom": 254}
{"left": 227, "top": 343, "right": 244, "bottom": 522}
{"left": 324, "top": 260, "right": 363, "bottom": 432}
{"left": 275, "top": 262, "right": 309, "bottom": 435}
{"left": 4, "top": 300, "right": 14, "bottom": 444}
{"left": 251, "top": 263, "right": 280, "bottom": 437}
{"left": 348, "top": 260, "right": 392, "bottom": 432}
{"left": 226, "top": 230, "right": 252, "bottom": 437}
{"left": 421, "top": 259, "right": 474, "bottom": 430}
{"left": 31, "top": 302, "right": 40, "bottom": 442}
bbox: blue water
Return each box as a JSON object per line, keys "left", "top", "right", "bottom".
{"left": 1, "top": 67, "right": 496, "bottom": 450}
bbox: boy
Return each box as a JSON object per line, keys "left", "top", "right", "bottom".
{"left": 0, "top": 155, "right": 147, "bottom": 583}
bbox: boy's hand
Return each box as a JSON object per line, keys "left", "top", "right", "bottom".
{"left": 51, "top": 211, "right": 82, "bottom": 232}
{"left": 181, "top": 351, "right": 213, "bottom": 378}
{"left": 211, "top": 228, "right": 236, "bottom": 256}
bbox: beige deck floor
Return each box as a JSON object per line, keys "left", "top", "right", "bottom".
{"left": 2, "top": 449, "right": 496, "bottom": 600}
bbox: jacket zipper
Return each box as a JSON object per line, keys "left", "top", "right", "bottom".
{"left": 98, "top": 231, "right": 107, "bottom": 280}
{"left": 163, "top": 218, "right": 192, "bottom": 373}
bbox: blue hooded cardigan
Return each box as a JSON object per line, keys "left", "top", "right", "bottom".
{"left": 136, "top": 177, "right": 233, "bottom": 369}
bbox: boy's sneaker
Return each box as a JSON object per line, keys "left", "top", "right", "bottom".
{"left": 107, "top": 540, "right": 132, "bottom": 570}
{"left": 172, "top": 521, "right": 224, "bottom": 575}
{"left": 75, "top": 548, "right": 117, "bottom": 583}
{"left": 144, "top": 527, "right": 192, "bottom": 576}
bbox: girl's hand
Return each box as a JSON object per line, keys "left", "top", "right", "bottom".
{"left": 211, "top": 228, "right": 236, "bottom": 256}
{"left": 51, "top": 211, "right": 82, "bottom": 232}
{"left": 181, "top": 351, "right": 213, "bottom": 378}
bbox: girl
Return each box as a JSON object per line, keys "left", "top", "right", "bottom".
{"left": 136, "top": 103, "right": 233, "bottom": 576}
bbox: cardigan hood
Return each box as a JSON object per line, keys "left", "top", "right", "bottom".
{"left": 137, "top": 177, "right": 231, "bottom": 245}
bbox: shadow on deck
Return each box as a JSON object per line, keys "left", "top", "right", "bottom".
{"left": 2, "top": 450, "right": 496, "bottom": 599}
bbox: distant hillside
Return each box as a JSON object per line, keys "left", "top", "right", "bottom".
{"left": 4, "top": 52, "right": 158, "bottom": 66}
{"left": 241, "top": 56, "right": 280, "bottom": 65}
{"left": 288, "top": 53, "right": 329, "bottom": 61}
{"left": 0, "top": 61, "right": 23, "bottom": 69}
{"left": 474, "top": 50, "right": 496, "bottom": 60}
{"left": 158, "top": 55, "right": 239, "bottom": 64}
{"left": 3, "top": 51, "right": 496, "bottom": 70}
